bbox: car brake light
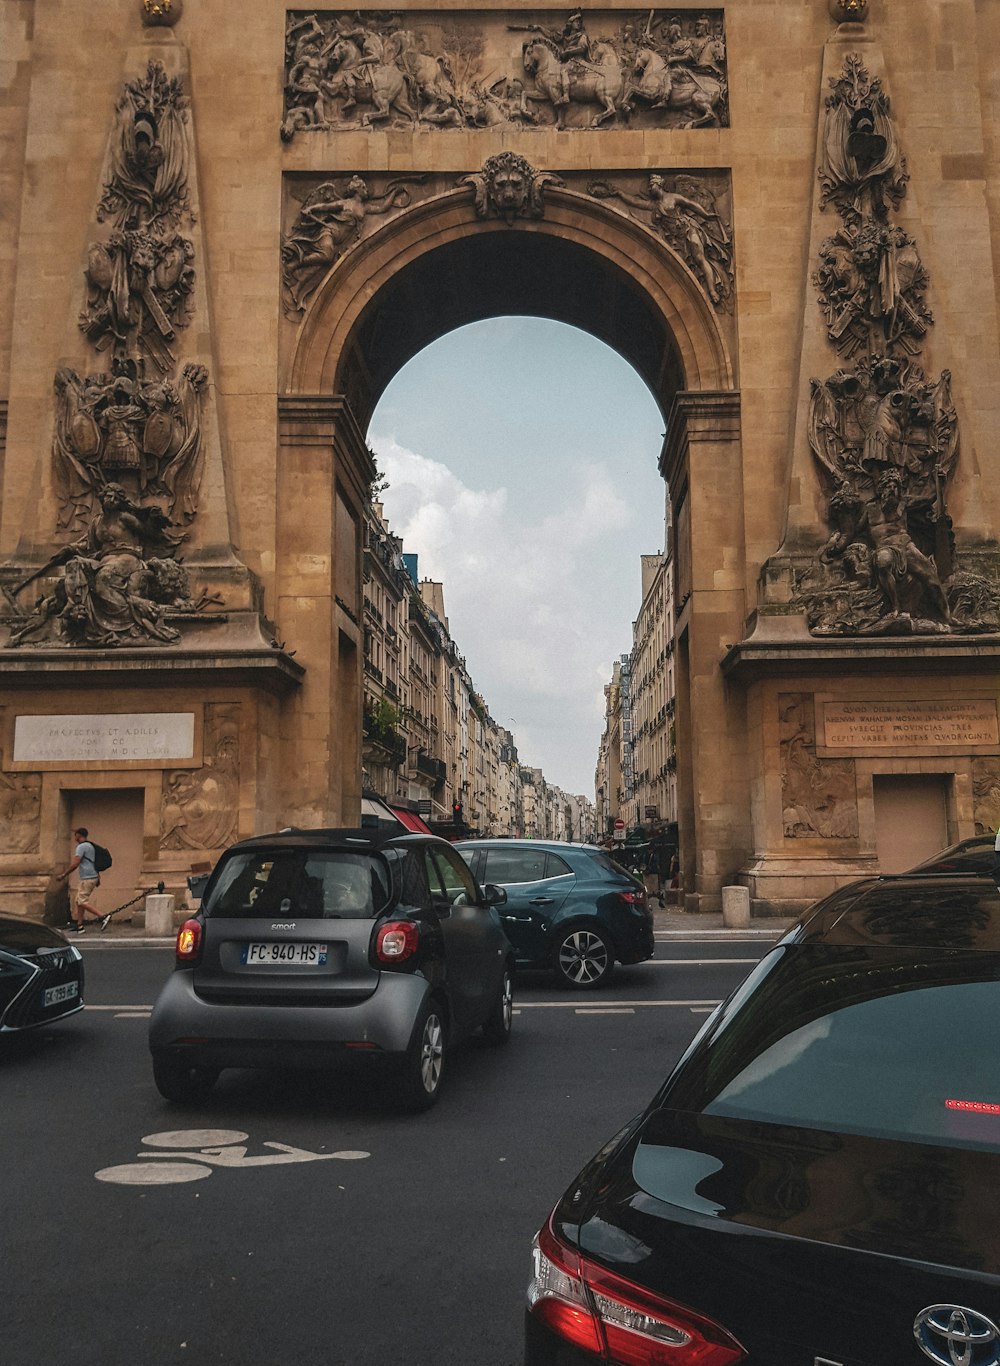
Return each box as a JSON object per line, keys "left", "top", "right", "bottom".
{"left": 176, "top": 918, "right": 203, "bottom": 963}
{"left": 618, "top": 890, "right": 646, "bottom": 906}
{"left": 375, "top": 920, "right": 419, "bottom": 964}
{"left": 528, "top": 1216, "right": 744, "bottom": 1365}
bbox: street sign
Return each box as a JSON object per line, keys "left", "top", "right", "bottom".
{"left": 417, "top": 800, "right": 431, "bottom": 816}
{"left": 613, "top": 819, "right": 625, "bottom": 831}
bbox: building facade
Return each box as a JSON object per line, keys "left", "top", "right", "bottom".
{"left": 2, "top": 1, "right": 999, "bottom": 918}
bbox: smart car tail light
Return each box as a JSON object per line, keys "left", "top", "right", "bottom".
{"left": 528, "top": 1216, "right": 745, "bottom": 1365}
{"left": 175, "top": 918, "right": 203, "bottom": 964}
{"left": 375, "top": 920, "right": 419, "bottom": 965}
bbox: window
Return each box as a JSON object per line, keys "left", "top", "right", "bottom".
{"left": 205, "top": 850, "right": 391, "bottom": 919}
{"left": 483, "top": 848, "right": 549, "bottom": 884}
{"left": 432, "top": 847, "right": 479, "bottom": 905}
{"left": 669, "top": 944, "right": 1000, "bottom": 1151}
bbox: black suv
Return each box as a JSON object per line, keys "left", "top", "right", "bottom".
{"left": 149, "top": 829, "right": 513, "bottom": 1110}
{"left": 525, "top": 871, "right": 1000, "bottom": 1364}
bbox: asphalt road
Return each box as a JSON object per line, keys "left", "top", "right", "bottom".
{"left": 5, "top": 936, "right": 776, "bottom": 1366}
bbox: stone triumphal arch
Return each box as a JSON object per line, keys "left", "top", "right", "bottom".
{"left": 3, "top": 1, "right": 1000, "bottom": 919}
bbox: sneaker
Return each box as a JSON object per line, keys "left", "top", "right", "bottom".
{"left": 66, "top": 924, "right": 84, "bottom": 934}
{"left": 99, "top": 913, "right": 113, "bottom": 932}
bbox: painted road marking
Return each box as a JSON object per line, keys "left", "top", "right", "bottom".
{"left": 96, "top": 1130, "right": 371, "bottom": 1186}
{"left": 643, "top": 958, "right": 758, "bottom": 966}
{"left": 114, "top": 1011, "right": 152, "bottom": 1019}
{"left": 516, "top": 1000, "right": 721, "bottom": 1009}
{"left": 86, "top": 1004, "right": 153, "bottom": 1011}
{"left": 575, "top": 1008, "right": 635, "bottom": 1016}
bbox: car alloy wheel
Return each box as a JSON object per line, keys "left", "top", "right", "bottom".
{"left": 399, "top": 1000, "right": 447, "bottom": 1111}
{"left": 554, "top": 927, "right": 613, "bottom": 989}
{"left": 482, "top": 967, "right": 513, "bottom": 1045}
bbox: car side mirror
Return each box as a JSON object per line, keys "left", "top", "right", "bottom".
{"left": 482, "top": 883, "right": 507, "bottom": 907}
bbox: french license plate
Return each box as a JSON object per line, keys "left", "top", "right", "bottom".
{"left": 43, "top": 981, "right": 80, "bottom": 1007}
{"left": 241, "top": 942, "right": 328, "bottom": 966}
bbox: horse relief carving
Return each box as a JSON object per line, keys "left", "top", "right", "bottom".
{"left": 281, "top": 9, "right": 729, "bottom": 137}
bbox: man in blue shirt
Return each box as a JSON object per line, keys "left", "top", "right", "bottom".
{"left": 57, "top": 826, "right": 104, "bottom": 933}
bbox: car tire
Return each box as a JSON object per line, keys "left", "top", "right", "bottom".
{"left": 481, "top": 965, "right": 513, "bottom": 1046}
{"left": 397, "top": 999, "right": 446, "bottom": 1111}
{"left": 152, "top": 1053, "right": 220, "bottom": 1104}
{"left": 553, "top": 926, "right": 614, "bottom": 990}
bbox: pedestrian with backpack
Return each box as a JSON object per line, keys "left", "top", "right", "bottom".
{"left": 57, "top": 827, "right": 113, "bottom": 933}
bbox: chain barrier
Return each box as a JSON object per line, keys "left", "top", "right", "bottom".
{"left": 100, "top": 879, "right": 166, "bottom": 924}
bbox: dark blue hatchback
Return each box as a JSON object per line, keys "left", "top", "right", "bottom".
{"left": 455, "top": 840, "right": 654, "bottom": 989}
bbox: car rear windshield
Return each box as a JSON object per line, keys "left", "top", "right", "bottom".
{"left": 204, "top": 849, "right": 392, "bottom": 920}
{"left": 664, "top": 944, "right": 1000, "bottom": 1152}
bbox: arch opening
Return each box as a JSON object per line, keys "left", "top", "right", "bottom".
{"left": 344, "top": 232, "right": 682, "bottom": 430}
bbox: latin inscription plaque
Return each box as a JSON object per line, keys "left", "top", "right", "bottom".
{"left": 823, "top": 700, "right": 999, "bottom": 750}
{"left": 13, "top": 713, "right": 196, "bottom": 764}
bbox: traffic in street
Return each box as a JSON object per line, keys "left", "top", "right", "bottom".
{"left": 3, "top": 933, "right": 773, "bottom": 1366}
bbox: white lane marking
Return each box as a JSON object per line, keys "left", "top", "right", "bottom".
{"left": 644, "top": 958, "right": 758, "bottom": 966}
{"left": 575, "top": 1008, "right": 635, "bottom": 1016}
{"left": 516, "top": 999, "right": 721, "bottom": 1009}
{"left": 690, "top": 1007, "right": 715, "bottom": 1014}
{"left": 115, "top": 1011, "right": 151, "bottom": 1019}
{"left": 86, "top": 1004, "right": 152, "bottom": 1011}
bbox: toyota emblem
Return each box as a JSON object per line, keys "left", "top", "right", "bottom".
{"left": 914, "top": 1305, "right": 1000, "bottom": 1366}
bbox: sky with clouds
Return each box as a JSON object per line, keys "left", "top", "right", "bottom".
{"left": 368, "top": 316, "right": 667, "bottom": 798}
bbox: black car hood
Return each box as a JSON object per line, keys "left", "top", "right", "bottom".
{"left": 0, "top": 914, "right": 68, "bottom": 953}
{"left": 617, "top": 1107, "right": 1000, "bottom": 1276}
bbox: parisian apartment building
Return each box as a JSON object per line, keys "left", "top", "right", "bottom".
{"left": 363, "top": 502, "right": 595, "bottom": 840}
{"left": 597, "top": 543, "right": 678, "bottom": 841}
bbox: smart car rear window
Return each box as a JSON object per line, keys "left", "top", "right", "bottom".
{"left": 204, "top": 850, "right": 391, "bottom": 919}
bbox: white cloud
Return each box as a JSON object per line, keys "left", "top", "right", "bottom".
{"left": 372, "top": 434, "right": 641, "bottom": 794}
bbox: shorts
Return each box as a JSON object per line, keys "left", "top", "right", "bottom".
{"left": 76, "top": 878, "right": 99, "bottom": 906}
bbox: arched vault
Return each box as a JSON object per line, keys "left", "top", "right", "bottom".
{"left": 288, "top": 188, "right": 736, "bottom": 426}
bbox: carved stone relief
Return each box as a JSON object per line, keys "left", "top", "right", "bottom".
{"left": 780, "top": 693, "right": 858, "bottom": 840}
{"left": 282, "top": 176, "right": 425, "bottom": 314}
{"left": 161, "top": 704, "right": 240, "bottom": 851}
{"left": 461, "top": 154, "right": 564, "bottom": 225}
{"left": 0, "top": 771, "right": 42, "bottom": 854}
{"left": 282, "top": 165, "right": 733, "bottom": 314}
{"left": 0, "top": 60, "right": 225, "bottom": 651}
{"left": 281, "top": 9, "right": 729, "bottom": 138}
{"left": 794, "top": 54, "right": 1000, "bottom": 637}
{"left": 973, "top": 759, "right": 1000, "bottom": 837}
{"left": 87, "top": 61, "right": 195, "bottom": 374}
{"left": 589, "top": 173, "right": 733, "bottom": 308}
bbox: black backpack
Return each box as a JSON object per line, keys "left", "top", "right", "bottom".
{"left": 90, "top": 842, "right": 113, "bottom": 873}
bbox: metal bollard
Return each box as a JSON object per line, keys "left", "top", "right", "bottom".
{"left": 145, "top": 892, "right": 175, "bottom": 937}
{"left": 721, "top": 884, "right": 750, "bottom": 929}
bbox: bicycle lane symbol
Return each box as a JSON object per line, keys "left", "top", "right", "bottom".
{"left": 95, "top": 1129, "right": 370, "bottom": 1185}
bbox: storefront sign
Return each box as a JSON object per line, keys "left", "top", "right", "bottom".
{"left": 822, "top": 700, "right": 998, "bottom": 750}
{"left": 13, "top": 712, "right": 196, "bottom": 764}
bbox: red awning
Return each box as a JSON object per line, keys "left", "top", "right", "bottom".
{"left": 392, "top": 807, "right": 433, "bottom": 835}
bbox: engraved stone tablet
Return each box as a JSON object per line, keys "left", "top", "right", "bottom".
{"left": 13, "top": 713, "right": 196, "bottom": 764}
{"left": 823, "top": 700, "right": 999, "bottom": 750}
